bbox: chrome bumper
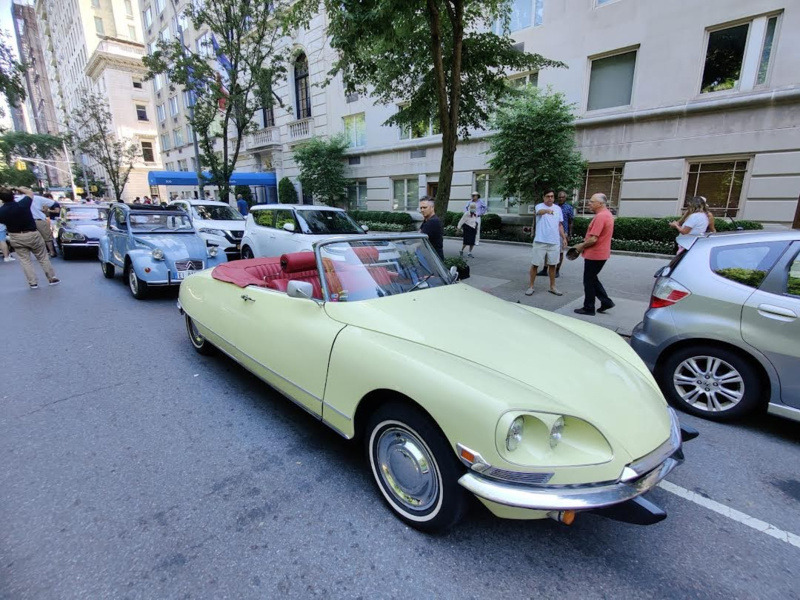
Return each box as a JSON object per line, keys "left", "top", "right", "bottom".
{"left": 459, "top": 455, "right": 680, "bottom": 512}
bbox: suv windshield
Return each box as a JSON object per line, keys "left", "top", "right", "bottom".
{"left": 193, "top": 204, "right": 243, "bottom": 221}
{"left": 66, "top": 207, "right": 108, "bottom": 221}
{"left": 296, "top": 210, "right": 363, "bottom": 235}
{"left": 319, "top": 238, "right": 449, "bottom": 302}
{"left": 129, "top": 211, "right": 193, "bottom": 232}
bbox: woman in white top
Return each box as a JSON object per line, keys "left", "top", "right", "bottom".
{"left": 457, "top": 203, "right": 479, "bottom": 257}
{"left": 670, "top": 196, "right": 710, "bottom": 253}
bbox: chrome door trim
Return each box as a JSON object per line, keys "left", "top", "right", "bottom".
{"left": 767, "top": 402, "right": 800, "bottom": 423}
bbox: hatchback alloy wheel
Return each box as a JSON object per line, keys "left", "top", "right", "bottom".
{"left": 673, "top": 356, "right": 744, "bottom": 412}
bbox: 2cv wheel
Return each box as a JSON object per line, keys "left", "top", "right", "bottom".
{"left": 101, "top": 261, "right": 115, "bottom": 279}
{"left": 365, "top": 402, "right": 467, "bottom": 532}
{"left": 185, "top": 314, "right": 216, "bottom": 356}
{"left": 126, "top": 264, "right": 148, "bottom": 300}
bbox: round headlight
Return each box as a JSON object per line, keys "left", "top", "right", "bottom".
{"left": 549, "top": 416, "right": 565, "bottom": 449}
{"left": 208, "top": 246, "right": 219, "bottom": 257}
{"left": 152, "top": 248, "right": 164, "bottom": 260}
{"left": 506, "top": 416, "right": 524, "bottom": 452}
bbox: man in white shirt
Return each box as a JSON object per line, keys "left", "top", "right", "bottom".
{"left": 19, "top": 187, "right": 57, "bottom": 257}
{"left": 526, "top": 189, "right": 568, "bottom": 296}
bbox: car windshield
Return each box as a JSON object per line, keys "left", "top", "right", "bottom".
{"left": 318, "top": 238, "right": 450, "bottom": 302}
{"left": 296, "top": 210, "right": 363, "bottom": 235}
{"left": 193, "top": 204, "right": 243, "bottom": 221}
{"left": 129, "top": 211, "right": 193, "bottom": 232}
{"left": 66, "top": 207, "right": 108, "bottom": 221}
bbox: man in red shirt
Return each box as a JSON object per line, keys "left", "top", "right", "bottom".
{"left": 572, "top": 193, "right": 614, "bottom": 316}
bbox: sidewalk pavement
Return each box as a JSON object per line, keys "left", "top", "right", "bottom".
{"left": 445, "top": 238, "right": 672, "bottom": 336}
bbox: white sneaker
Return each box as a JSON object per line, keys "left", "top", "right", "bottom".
{"left": 4, "top": 256, "right": 14, "bottom": 262}
{"left": 525, "top": 287, "right": 534, "bottom": 296}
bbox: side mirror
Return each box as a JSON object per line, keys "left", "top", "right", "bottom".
{"left": 361, "top": 224, "right": 369, "bottom": 232}
{"left": 287, "top": 280, "right": 314, "bottom": 300}
{"left": 283, "top": 222, "right": 296, "bottom": 233}
{"left": 449, "top": 265, "right": 459, "bottom": 282}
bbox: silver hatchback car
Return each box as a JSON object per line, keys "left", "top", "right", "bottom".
{"left": 632, "top": 231, "right": 800, "bottom": 423}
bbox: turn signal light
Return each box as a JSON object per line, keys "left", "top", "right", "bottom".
{"left": 144, "top": 267, "right": 151, "bottom": 273}
{"left": 649, "top": 277, "right": 690, "bottom": 309}
{"left": 547, "top": 510, "right": 576, "bottom": 525}
{"left": 460, "top": 448, "right": 476, "bottom": 463}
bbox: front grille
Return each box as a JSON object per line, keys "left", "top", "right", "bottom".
{"left": 229, "top": 230, "right": 243, "bottom": 239}
{"left": 175, "top": 259, "right": 204, "bottom": 271}
{"left": 480, "top": 467, "right": 554, "bottom": 485}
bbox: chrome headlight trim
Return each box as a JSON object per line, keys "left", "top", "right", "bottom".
{"left": 207, "top": 246, "right": 219, "bottom": 257}
{"left": 151, "top": 248, "right": 165, "bottom": 260}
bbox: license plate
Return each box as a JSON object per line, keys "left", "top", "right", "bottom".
{"left": 176, "top": 270, "right": 188, "bottom": 280}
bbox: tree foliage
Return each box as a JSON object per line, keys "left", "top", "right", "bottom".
{"left": 71, "top": 89, "right": 140, "bottom": 201}
{"left": 0, "top": 131, "right": 64, "bottom": 187}
{"left": 315, "top": 0, "right": 562, "bottom": 215}
{"left": 0, "top": 32, "right": 25, "bottom": 120}
{"left": 293, "top": 135, "right": 349, "bottom": 206}
{"left": 487, "top": 87, "right": 585, "bottom": 204}
{"left": 278, "top": 176, "right": 298, "bottom": 204}
{"left": 143, "top": 0, "right": 298, "bottom": 202}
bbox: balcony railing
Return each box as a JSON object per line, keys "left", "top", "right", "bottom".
{"left": 246, "top": 126, "right": 280, "bottom": 150}
{"left": 288, "top": 117, "right": 313, "bottom": 141}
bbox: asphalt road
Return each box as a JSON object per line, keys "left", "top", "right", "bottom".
{"left": 1, "top": 252, "right": 799, "bottom": 600}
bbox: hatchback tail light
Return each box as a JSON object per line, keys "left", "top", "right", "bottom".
{"left": 650, "top": 277, "right": 691, "bottom": 309}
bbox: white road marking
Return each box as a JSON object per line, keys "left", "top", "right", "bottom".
{"left": 659, "top": 480, "right": 800, "bottom": 550}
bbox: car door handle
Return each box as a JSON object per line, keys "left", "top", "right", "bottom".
{"left": 757, "top": 304, "right": 797, "bottom": 320}
{"left": 241, "top": 294, "right": 255, "bottom": 303}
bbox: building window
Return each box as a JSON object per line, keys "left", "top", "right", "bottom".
{"left": 183, "top": 90, "right": 194, "bottom": 108}
{"left": 94, "top": 17, "right": 104, "bottom": 35}
{"left": 154, "top": 73, "right": 163, "bottom": 92}
{"left": 135, "top": 104, "right": 148, "bottom": 121}
{"left": 156, "top": 104, "right": 165, "bottom": 122}
{"left": 128, "top": 25, "right": 137, "bottom": 40}
{"left": 475, "top": 173, "right": 507, "bottom": 213}
{"left": 144, "top": 7, "right": 152, "bottom": 28}
{"left": 509, "top": 71, "right": 538, "bottom": 88}
{"left": 587, "top": 50, "right": 636, "bottom": 111}
{"left": 177, "top": 159, "right": 188, "bottom": 171}
{"left": 684, "top": 160, "right": 748, "bottom": 218}
{"left": 392, "top": 178, "right": 419, "bottom": 211}
{"left": 124, "top": 0, "right": 133, "bottom": 16}
{"left": 91, "top": 0, "right": 100, "bottom": 7}
{"left": 155, "top": 0, "right": 165, "bottom": 14}
{"left": 132, "top": 77, "right": 143, "bottom": 89}
{"left": 159, "top": 27, "right": 170, "bottom": 44}
{"left": 173, "top": 128, "right": 184, "bottom": 147}
{"left": 141, "top": 141, "right": 155, "bottom": 163}
{"left": 195, "top": 33, "right": 212, "bottom": 58}
{"left": 168, "top": 96, "right": 179, "bottom": 116}
{"left": 579, "top": 166, "right": 623, "bottom": 214}
{"left": 398, "top": 110, "right": 440, "bottom": 140}
{"left": 595, "top": 0, "right": 618, "bottom": 5}
{"left": 343, "top": 113, "right": 366, "bottom": 148}
{"left": 294, "top": 53, "right": 311, "bottom": 119}
{"left": 186, "top": 124, "right": 194, "bottom": 142}
{"left": 347, "top": 181, "right": 368, "bottom": 210}
{"left": 701, "top": 14, "right": 781, "bottom": 94}
{"left": 495, "top": 0, "right": 544, "bottom": 32}
{"left": 165, "top": 161, "right": 174, "bottom": 171}
{"left": 161, "top": 133, "right": 171, "bottom": 151}
{"left": 262, "top": 103, "right": 274, "bottom": 128}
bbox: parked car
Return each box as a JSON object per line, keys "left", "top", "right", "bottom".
{"left": 99, "top": 203, "right": 227, "bottom": 299}
{"left": 178, "top": 233, "right": 695, "bottom": 532}
{"left": 240, "top": 204, "right": 368, "bottom": 258}
{"left": 53, "top": 204, "right": 109, "bottom": 260}
{"left": 167, "top": 199, "right": 245, "bottom": 260}
{"left": 632, "top": 231, "right": 800, "bottom": 423}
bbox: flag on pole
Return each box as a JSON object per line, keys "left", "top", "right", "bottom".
{"left": 210, "top": 35, "right": 233, "bottom": 74}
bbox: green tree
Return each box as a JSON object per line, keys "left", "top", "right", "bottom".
{"left": 0, "top": 131, "right": 64, "bottom": 187}
{"left": 312, "top": 0, "right": 561, "bottom": 216}
{"left": 487, "top": 87, "right": 585, "bottom": 205}
{"left": 70, "top": 89, "right": 140, "bottom": 201}
{"left": 293, "top": 135, "right": 349, "bottom": 206}
{"left": 0, "top": 32, "right": 25, "bottom": 120}
{"left": 234, "top": 184, "right": 253, "bottom": 205}
{"left": 143, "top": 0, "right": 297, "bottom": 202}
{"left": 278, "top": 176, "right": 298, "bottom": 204}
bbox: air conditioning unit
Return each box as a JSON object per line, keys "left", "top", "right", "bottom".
{"left": 526, "top": 204, "right": 537, "bottom": 214}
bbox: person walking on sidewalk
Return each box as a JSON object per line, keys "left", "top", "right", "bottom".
{"left": 457, "top": 203, "right": 479, "bottom": 257}
{"left": 465, "top": 191, "right": 488, "bottom": 245}
{"left": 572, "top": 193, "right": 614, "bottom": 316}
{"left": 0, "top": 188, "right": 60, "bottom": 289}
{"left": 526, "top": 189, "right": 567, "bottom": 297}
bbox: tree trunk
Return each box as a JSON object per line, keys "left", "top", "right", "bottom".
{"left": 436, "top": 134, "right": 457, "bottom": 218}
{"left": 793, "top": 194, "right": 800, "bottom": 230}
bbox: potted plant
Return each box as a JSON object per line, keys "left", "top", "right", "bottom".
{"left": 444, "top": 256, "right": 470, "bottom": 281}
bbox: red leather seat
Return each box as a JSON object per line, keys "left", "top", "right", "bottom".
{"left": 212, "top": 257, "right": 282, "bottom": 288}
{"left": 277, "top": 252, "right": 323, "bottom": 299}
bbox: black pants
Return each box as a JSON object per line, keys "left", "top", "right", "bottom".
{"left": 583, "top": 259, "right": 611, "bottom": 312}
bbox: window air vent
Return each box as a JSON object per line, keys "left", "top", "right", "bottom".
{"left": 345, "top": 93, "right": 359, "bottom": 103}
{"left": 410, "top": 149, "right": 426, "bottom": 159}
{"left": 348, "top": 156, "right": 361, "bottom": 165}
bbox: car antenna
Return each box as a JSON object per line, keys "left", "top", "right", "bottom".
{"left": 728, "top": 215, "right": 744, "bottom": 231}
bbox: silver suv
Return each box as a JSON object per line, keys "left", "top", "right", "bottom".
{"left": 632, "top": 231, "right": 800, "bottom": 423}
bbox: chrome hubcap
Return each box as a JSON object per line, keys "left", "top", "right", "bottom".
{"left": 375, "top": 427, "right": 439, "bottom": 512}
{"left": 128, "top": 268, "right": 138, "bottom": 294}
{"left": 673, "top": 356, "right": 744, "bottom": 412}
{"left": 187, "top": 318, "right": 203, "bottom": 347}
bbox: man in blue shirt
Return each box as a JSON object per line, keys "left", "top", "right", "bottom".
{"left": 236, "top": 193, "right": 248, "bottom": 216}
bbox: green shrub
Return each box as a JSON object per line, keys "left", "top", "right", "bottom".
{"left": 481, "top": 213, "right": 502, "bottom": 230}
{"left": 278, "top": 177, "right": 298, "bottom": 204}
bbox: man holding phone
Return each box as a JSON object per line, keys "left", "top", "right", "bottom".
{"left": 0, "top": 187, "right": 60, "bottom": 289}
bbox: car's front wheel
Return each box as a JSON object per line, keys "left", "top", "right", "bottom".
{"left": 241, "top": 245, "right": 254, "bottom": 260}
{"left": 365, "top": 402, "right": 467, "bottom": 532}
{"left": 101, "top": 260, "right": 115, "bottom": 279}
{"left": 126, "top": 264, "right": 148, "bottom": 299}
{"left": 659, "top": 345, "right": 762, "bottom": 421}
{"left": 185, "top": 314, "right": 215, "bottom": 356}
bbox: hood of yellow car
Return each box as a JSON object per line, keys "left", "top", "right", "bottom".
{"left": 324, "top": 283, "right": 671, "bottom": 460}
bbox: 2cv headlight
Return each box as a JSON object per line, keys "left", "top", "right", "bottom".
{"left": 151, "top": 248, "right": 165, "bottom": 260}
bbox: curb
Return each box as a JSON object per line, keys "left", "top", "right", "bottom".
{"left": 443, "top": 236, "right": 674, "bottom": 259}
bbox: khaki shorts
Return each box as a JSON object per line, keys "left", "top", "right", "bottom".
{"left": 531, "top": 241, "right": 560, "bottom": 267}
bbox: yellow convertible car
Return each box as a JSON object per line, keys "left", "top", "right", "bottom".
{"left": 178, "top": 234, "right": 696, "bottom": 532}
